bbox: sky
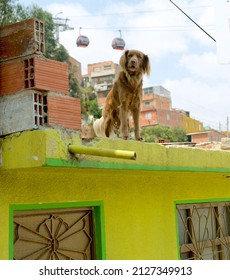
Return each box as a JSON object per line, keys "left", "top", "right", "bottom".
{"left": 19, "top": 0, "right": 230, "bottom": 131}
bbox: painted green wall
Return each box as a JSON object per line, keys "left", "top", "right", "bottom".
{"left": 1, "top": 167, "right": 230, "bottom": 260}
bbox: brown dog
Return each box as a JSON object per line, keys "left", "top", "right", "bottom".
{"left": 93, "top": 49, "right": 150, "bottom": 140}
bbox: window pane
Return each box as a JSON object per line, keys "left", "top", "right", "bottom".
{"left": 177, "top": 202, "right": 230, "bottom": 260}
{"left": 191, "top": 206, "right": 217, "bottom": 242}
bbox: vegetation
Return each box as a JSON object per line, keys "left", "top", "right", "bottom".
{"left": 0, "top": 0, "right": 101, "bottom": 120}
{"left": 81, "top": 87, "right": 102, "bottom": 121}
{"left": 141, "top": 125, "right": 188, "bottom": 143}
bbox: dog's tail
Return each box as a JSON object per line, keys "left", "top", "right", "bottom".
{"left": 93, "top": 116, "right": 117, "bottom": 138}
{"left": 93, "top": 117, "right": 106, "bottom": 138}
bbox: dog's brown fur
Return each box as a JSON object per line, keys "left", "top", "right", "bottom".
{"left": 93, "top": 49, "right": 150, "bottom": 140}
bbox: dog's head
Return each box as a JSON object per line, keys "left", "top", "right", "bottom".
{"left": 119, "top": 50, "right": 150, "bottom": 76}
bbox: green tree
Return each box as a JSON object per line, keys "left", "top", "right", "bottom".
{"left": 141, "top": 125, "right": 188, "bottom": 143}
{"left": 0, "top": 0, "right": 29, "bottom": 26}
{"left": 81, "top": 86, "right": 102, "bottom": 120}
{"left": 1, "top": 0, "right": 80, "bottom": 96}
{"left": 25, "top": 5, "right": 58, "bottom": 60}
{"left": 69, "top": 72, "right": 81, "bottom": 98}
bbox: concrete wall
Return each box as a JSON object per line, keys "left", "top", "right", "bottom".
{"left": 0, "top": 91, "right": 35, "bottom": 135}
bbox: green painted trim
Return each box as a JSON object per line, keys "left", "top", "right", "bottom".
{"left": 9, "top": 206, "right": 14, "bottom": 260}
{"left": 9, "top": 201, "right": 106, "bottom": 260}
{"left": 175, "top": 197, "right": 230, "bottom": 205}
{"left": 94, "top": 204, "right": 106, "bottom": 260}
{"left": 45, "top": 158, "right": 230, "bottom": 173}
{"left": 45, "top": 158, "right": 80, "bottom": 168}
{"left": 174, "top": 197, "right": 230, "bottom": 260}
{"left": 174, "top": 206, "right": 181, "bottom": 260}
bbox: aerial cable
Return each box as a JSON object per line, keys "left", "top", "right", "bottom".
{"left": 169, "top": 0, "right": 216, "bottom": 42}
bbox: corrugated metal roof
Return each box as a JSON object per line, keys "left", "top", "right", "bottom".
{"left": 48, "top": 95, "right": 81, "bottom": 130}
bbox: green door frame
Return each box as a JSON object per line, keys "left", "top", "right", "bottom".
{"left": 9, "top": 200, "right": 106, "bottom": 260}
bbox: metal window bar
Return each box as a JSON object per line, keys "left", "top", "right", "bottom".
{"left": 177, "top": 202, "right": 230, "bottom": 260}
{"left": 14, "top": 207, "right": 95, "bottom": 260}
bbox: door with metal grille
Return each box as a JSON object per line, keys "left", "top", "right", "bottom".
{"left": 14, "top": 207, "right": 95, "bottom": 260}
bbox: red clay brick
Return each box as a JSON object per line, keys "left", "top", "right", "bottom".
{"left": 0, "top": 18, "right": 45, "bottom": 61}
{"left": 0, "top": 56, "right": 69, "bottom": 95}
{"left": 47, "top": 95, "right": 81, "bottom": 130}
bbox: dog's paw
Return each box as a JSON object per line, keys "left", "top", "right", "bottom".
{"left": 136, "top": 137, "right": 144, "bottom": 141}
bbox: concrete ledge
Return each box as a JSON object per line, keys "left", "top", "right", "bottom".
{"left": 1, "top": 129, "right": 230, "bottom": 172}
{"left": 0, "top": 129, "right": 81, "bottom": 169}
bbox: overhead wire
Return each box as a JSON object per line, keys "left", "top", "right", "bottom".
{"left": 69, "top": 3, "right": 214, "bottom": 35}
{"left": 169, "top": 0, "right": 216, "bottom": 41}
{"left": 71, "top": 5, "right": 213, "bottom": 18}
{"left": 78, "top": 25, "right": 214, "bottom": 32}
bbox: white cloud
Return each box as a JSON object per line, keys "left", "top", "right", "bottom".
{"left": 179, "top": 52, "right": 230, "bottom": 81}
{"left": 163, "top": 78, "right": 230, "bottom": 129}
{"left": 163, "top": 48, "right": 230, "bottom": 129}
{"left": 49, "top": 0, "right": 195, "bottom": 67}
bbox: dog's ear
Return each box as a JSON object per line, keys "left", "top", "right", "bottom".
{"left": 119, "top": 50, "right": 129, "bottom": 69}
{"left": 143, "top": 54, "right": 151, "bottom": 76}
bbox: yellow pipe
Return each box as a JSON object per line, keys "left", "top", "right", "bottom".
{"left": 68, "top": 145, "right": 136, "bottom": 160}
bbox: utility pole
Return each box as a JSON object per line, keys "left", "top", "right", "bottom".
{"left": 53, "top": 16, "right": 74, "bottom": 43}
{"left": 227, "top": 116, "right": 229, "bottom": 137}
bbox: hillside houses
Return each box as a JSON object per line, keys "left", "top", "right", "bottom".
{"left": 83, "top": 62, "right": 204, "bottom": 134}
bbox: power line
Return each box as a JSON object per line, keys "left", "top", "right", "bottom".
{"left": 78, "top": 24, "right": 214, "bottom": 32}
{"left": 71, "top": 5, "right": 213, "bottom": 18}
{"left": 169, "top": 0, "right": 216, "bottom": 42}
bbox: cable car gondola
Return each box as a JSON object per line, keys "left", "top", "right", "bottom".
{"left": 76, "top": 35, "right": 90, "bottom": 47}
{"left": 76, "top": 27, "right": 90, "bottom": 48}
{"left": 112, "top": 30, "right": 125, "bottom": 50}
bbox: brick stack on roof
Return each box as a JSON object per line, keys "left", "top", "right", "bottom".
{"left": 0, "top": 18, "right": 81, "bottom": 136}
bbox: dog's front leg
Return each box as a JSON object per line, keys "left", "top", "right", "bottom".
{"left": 132, "top": 108, "right": 143, "bottom": 141}
{"left": 120, "top": 103, "right": 129, "bottom": 140}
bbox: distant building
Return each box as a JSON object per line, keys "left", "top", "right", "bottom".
{"left": 82, "top": 61, "right": 121, "bottom": 108}
{"left": 141, "top": 86, "right": 204, "bottom": 132}
{"left": 83, "top": 61, "right": 204, "bottom": 133}
{"left": 187, "top": 130, "right": 226, "bottom": 143}
{"left": 182, "top": 114, "right": 204, "bottom": 133}
{"left": 140, "top": 86, "right": 182, "bottom": 129}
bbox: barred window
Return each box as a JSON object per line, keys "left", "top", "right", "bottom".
{"left": 176, "top": 202, "right": 230, "bottom": 260}
{"left": 14, "top": 207, "right": 96, "bottom": 260}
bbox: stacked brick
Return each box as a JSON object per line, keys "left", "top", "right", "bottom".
{"left": 0, "top": 18, "right": 81, "bottom": 136}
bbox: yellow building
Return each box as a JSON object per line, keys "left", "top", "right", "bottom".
{"left": 1, "top": 129, "right": 230, "bottom": 260}
{"left": 182, "top": 114, "right": 204, "bottom": 133}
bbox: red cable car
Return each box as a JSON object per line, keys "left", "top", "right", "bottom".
{"left": 112, "top": 37, "right": 125, "bottom": 50}
{"left": 76, "top": 27, "right": 90, "bottom": 48}
{"left": 112, "top": 30, "right": 125, "bottom": 50}
{"left": 76, "top": 35, "right": 90, "bottom": 47}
